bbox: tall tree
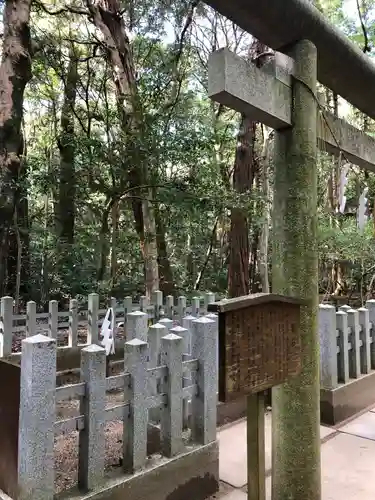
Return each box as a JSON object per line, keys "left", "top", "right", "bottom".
{"left": 56, "top": 44, "right": 78, "bottom": 245}
{"left": 228, "top": 114, "right": 254, "bottom": 297}
{"left": 257, "top": 127, "right": 272, "bottom": 293}
{"left": 0, "top": 0, "right": 33, "bottom": 297}
{"left": 228, "top": 40, "right": 271, "bottom": 297}
{"left": 84, "top": 0, "right": 160, "bottom": 297}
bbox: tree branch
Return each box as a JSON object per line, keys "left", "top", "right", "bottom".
{"left": 34, "top": 0, "right": 88, "bottom": 17}
{"left": 194, "top": 216, "right": 220, "bottom": 290}
{"left": 356, "top": 0, "right": 371, "bottom": 53}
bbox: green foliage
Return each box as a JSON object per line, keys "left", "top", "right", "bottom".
{"left": 5, "top": 0, "right": 375, "bottom": 304}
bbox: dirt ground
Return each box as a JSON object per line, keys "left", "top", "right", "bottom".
{"left": 55, "top": 409, "right": 124, "bottom": 492}
{"left": 12, "top": 324, "right": 130, "bottom": 494}
{"left": 55, "top": 372, "right": 127, "bottom": 493}
{"left": 12, "top": 323, "right": 189, "bottom": 495}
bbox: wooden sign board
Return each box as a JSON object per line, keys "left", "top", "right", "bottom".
{"left": 0, "top": 358, "right": 20, "bottom": 498}
{"left": 208, "top": 293, "right": 304, "bottom": 402}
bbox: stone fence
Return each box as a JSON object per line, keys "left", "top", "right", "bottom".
{"left": 9, "top": 310, "right": 218, "bottom": 499}
{"left": 319, "top": 301, "right": 375, "bottom": 389}
{"left": 0, "top": 291, "right": 217, "bottom": 357}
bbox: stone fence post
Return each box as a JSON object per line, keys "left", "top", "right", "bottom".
{"left": 148, "top": 323, "right": 167, "bottom": 422}
{"left": 152, "top": 290, "right": 163, "bottom": 322}
{"left": 123, "top": 297, "right": 133, "bottom": 326}
{"left": 178, "top": 296, "right": 187, "bottom": 324}
{"left": 123, "top": 338, "right": 148, "bottom": 472}
{"left": 0, "top": 296, "right": 13, "bottom": 356}
{"left": 48, "top": 300, "right": 58, "bottom": 339}
{"left": 78, "top": 345, "right": 106, "bottom": 491}
{"left": 26, "top": 301, "right": 36, "bottom": 337}
{"left": 69, "top": 298, "right": 78, "bottom": 347}
{"left": 318, "top": 305, "right": 337, "bottom": 389}
{"left": 160, "top": 333, "right": 183, "bottom": 457}
{"left": 191, "top": 297, "right": 200, "bottom": 318}
{"left": 88, "top": 293, "right": 99, "bottom": 344}
{"left": 126, "top": 311, "right": 148, "bottom": 342}
{"left": 336, "top": 310, "right": 349, "bottom": 383}
{"left": 358, "top": 307, "right": 371, "bottom": 374}
{"left": 165, "top": 295, "right": 174, "bottom": 320}
{"left": 18, "top": 334, "right": 56, "bottom": 500}
{"left": 365, "top": 299, "right": 375, "bottom": 368}
{"left": 170, "top": 326, "right": 189, "bottom": 428}
{"left": 191, "top": 317, "right": 217, "bottom": 445}
{"left": 347, "top": 309, "right": 361, "bottom": 379}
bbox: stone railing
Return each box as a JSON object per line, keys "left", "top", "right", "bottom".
{"left": 0, "top": 291, "right": 217, "bottom": 357}
{"left": 319, "top": 301, "right": 375, "bottom": 389}
{"left": 12, "top": 310, "right": 218, "bottom": 499}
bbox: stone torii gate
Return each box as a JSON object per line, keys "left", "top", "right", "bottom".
{"left": 208, "top": 44, "right": 375, "bottom": 500}
{"left": 209, "top": 48, "right": 375, "bottom": 172}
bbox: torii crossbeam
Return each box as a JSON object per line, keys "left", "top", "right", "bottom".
{"left": 205, "top": 0, "right": 375, "bottom": 120}
{"left": 209, "top": 48, "right": 375, "bottom": 172}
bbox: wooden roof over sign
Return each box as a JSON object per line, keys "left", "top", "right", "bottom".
{"left": 208, "top": 293, "right": 306, "bottom": 314}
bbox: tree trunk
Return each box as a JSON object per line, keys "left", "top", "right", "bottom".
{"left": 330, "top": 92, "right": 344, "bottom": 296}
{"left": 56, "top": 47, "right": 78, "bottom": 244}
{"left": 228, "top": 114, "right": 255, "bottom": 297}
{"left": 0, "top": 0, "right": 32, "bottom": 297}
{"left": 257, "top": 128, "right": 272, "bottom": 293}
{"left": 97, "top": 199, "right": 112, "bottom": 281}
{"left": 86, "top": 0, "right": 159, "bottom": 296}
{"left": 110, "top": 200, "right": 119, "bottom": 283}
{"left": 142, "top": 194, "right": 159, "bottom": 296}
{"left": 7, "top": 150, "right": 30, "bottom": 301}
{"left": 155, "top": 206, "right": 175, "bottom": 296}
{"left": 41, "top": 194, "right": 50, "bottom": 304}
{"left": 228, "top": 40, "right": 270, "bottom": 298}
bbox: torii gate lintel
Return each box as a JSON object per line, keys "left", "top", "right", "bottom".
{"left": 208, "top": 48, "right": 375, "bottom": 173}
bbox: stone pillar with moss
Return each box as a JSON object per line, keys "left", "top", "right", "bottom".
{"left": 271, "top": 39, "right": 321, "bottom": 500}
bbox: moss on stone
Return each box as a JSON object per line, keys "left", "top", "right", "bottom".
{"left": 271, "top": 40, "right": 321, "bottom": 500}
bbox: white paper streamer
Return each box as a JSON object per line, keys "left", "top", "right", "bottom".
{"left": 339, "top": 163, "right": 350, "bottom": 214}
{"left": 100, "top": 307, "right": 115, "bottom": 355}
{"left": 358, "top": 187, "right": 369, "bottom": 233}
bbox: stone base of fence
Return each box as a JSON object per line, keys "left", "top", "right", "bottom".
{"left": 320, "top": 369, "right": 375, "bottom": 425}
{"left": 263, "top": 378, "right": 375, "bottom": 426}
{"left": 54, "top": 441, "right": 219, "bottom": 500}
{"left": 318, "top": 301, "right": 375, "bottom": 424}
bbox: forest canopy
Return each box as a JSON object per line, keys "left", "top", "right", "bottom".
{"left": 0, "top": 0, "right": 374, "bottom": 309}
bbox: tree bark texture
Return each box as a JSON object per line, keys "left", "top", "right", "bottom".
{"left": 272, "top": 40, "right": 321, "bottom": 500}
{"left": 56, "top": 47, "right": 78, "bottom": 245}
{"left": 228, "top": 40, "right": 270, "bottom": 298}
{"left": 228, "top": 114, "right": 255, "bottom": 297}
{"left": 257, "top": 128, "right": 272, "bottom": 293}
{"left": 155, "top": 205, "right": 175, "bottom": 296}
{"left": 0, "top": 0, "right": 32, "bottom": 297}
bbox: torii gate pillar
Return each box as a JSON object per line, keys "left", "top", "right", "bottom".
{"left": 208, "top": 38, "right": 322, "bottom": 500}
{"left": 271, "top": 40, "right": 320, "bottom": 500}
